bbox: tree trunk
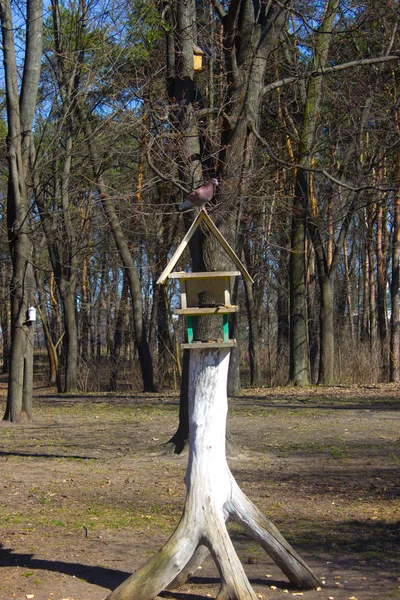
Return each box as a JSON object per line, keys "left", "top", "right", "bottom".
{"left": 375, "top": 168, "right": 388, "bottom": 343}
{"left": 35, "top": 270, "right": 58, "bottom": 386}
{"left": 289, "top": 0, "right": 339, "bottom": 386}
{"left": 80, "top": 253, "right": 90, "bottom": 363}
{"left": 318, "top": 277, "right": 334, "bottom": 385}
{"left": 390, "top": 151, "right": 400, "bottom": 381}
{"left": 106, "top": 348, "right": 320, "bottom": 600}
{"left": 360, "top": 242, "right": 370, "bottom": 341}
{"left": 277, "top": 266, "right": 290, "bottom": 359}
{"left": 343, "top": 236, "right": 354, "bottom": 341}
{"left": 227, "top": 278, "right": 241, "bottom": 394}
{"left": 110, "top": 273, "right": 129, "bottom": 392}
{"left": 366, "top": 207, "right": 377, "bottom": 347}
{"left": 289, "top": 171, "right": 310, "bottom": 385}
{"left": 61, "top": 282, "right": 78, "bottom": 392}
{"left": 1, "top": 0, "right": 42, "bottom": 421}
{"left": 0, "top": 269, "right": 11, "bottom": 373}
{"left": 307, "top": 244, "right": 319, "bottom": 384}
{"left": 244, "top": 278, "right": 261, "bottom": 386}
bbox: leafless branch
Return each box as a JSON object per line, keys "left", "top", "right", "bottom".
{"left": 262, "top": 54, "right": 400, "bottom": 96}
{"left": 146, "top": 137, "right": 190, "bottom": 195}
{"left": 250, "top": 123, "right": 397, "bottom": 193}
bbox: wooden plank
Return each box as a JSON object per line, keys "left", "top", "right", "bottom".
{"left": 156, "top": 211, "right": 207, "bottom": 284}
{"left": 169, "top": 271, "right": 240, "bottom": 279}
{"left": 181, "top": 341, "right": 236, "bottom": 349}
{"left": 224, "top": 285, "right": 231, "bottom": 306}
{"left": 175, "top": 306, "right": 238, "bottom": 315}
{"left": 156, "top": 209, "right": 254, "bottom": 285}
{"left": 180, "top": 281, "right": 187, "bottom": 309}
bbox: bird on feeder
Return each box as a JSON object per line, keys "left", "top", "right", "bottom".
{"left": 179, "top": 178, "right": 218, "bottom": 212}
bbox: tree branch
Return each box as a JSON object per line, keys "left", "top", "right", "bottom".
{"left": 262, "top": 54, "right": 400, "bottom": 96}
{"left": 250, "top": 123, "right": 398, "bottom": 193}
{"left": 146, "top": 137, "right": 190, "bottom": 195}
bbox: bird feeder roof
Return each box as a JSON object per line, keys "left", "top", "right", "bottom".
{"left": 193, "top": 44, "right": 205, "bottom": 56}
{"left": 157, "top": 209, "right": 253, "bottom": 285}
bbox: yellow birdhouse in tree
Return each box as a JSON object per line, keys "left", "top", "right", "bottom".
{"left": 157, "top": 209, "right": 253, "bottom": 348}
{"left": 193, "top": 45, "right": 205, "bottom": 71}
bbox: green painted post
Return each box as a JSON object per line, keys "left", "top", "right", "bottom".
{"left": 187, "top": 316, "right": 194, "bottom": 343}
{"left": 222, "top": 314, "right": 229, "bottom": 342}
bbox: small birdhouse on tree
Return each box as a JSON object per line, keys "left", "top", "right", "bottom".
{"left": 193, "top": 45, "right": 205, "bottom": 71}
{"left": 157, "top": 209, "right": 253, "bottom": 348}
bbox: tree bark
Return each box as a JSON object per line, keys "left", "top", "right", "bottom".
{"left": 289, "top": 170, "right": 310, "bottom": 385}
{"left": 390, "top": 150, "right": 400, "bottom": 381}
{"left": 375, "top": 181, "right": 388, "bottom": 342}
{"left": 244, "top": 277, "right": 261, "bottom": 387}
{"left": 0, "top": 262, "right": 11, "bottom": 373}
{"left": 109, "top": 273, "right": 129, "bottom": 392}
{"left": 1, "top": 0, "right": 42, "bottom": 421}
{"left": 160, "top": 0, "right": 288, "bottom": 444}
{"left": 35, "top": 269, "right": 58, "bottom": 386}
{"left": 318, "top": 277, "right": 334, "bottom": 385}
{"left": 289, "top": 0, "right": 340, "bottom": 386}
{"left": 366, "top": 206, "right": 377, "bottom": 347}
{"left": 106, "top": 348, "right": 320, "bottom": 600}
{"left": 343, "top": 236, "right": 354, "bottom": 342}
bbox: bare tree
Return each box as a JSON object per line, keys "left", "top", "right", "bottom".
{"left": 1, "top": 0, "right": 42, "bottom": 421}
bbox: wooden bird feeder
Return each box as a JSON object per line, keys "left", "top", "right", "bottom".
{"left": 108, "top": 209, "right": 320, "bottom": 600}
{"left": 157, "top": 209, "right": 253, "bottom": 348}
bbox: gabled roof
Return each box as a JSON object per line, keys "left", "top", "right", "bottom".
{"left": 157, "top": 209, "right": 253, "bottom": 285}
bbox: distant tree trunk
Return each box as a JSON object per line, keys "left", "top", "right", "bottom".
{"left": 277, "top": 262, "right": 289, "bottom": 359}
{"left": 0, "top": 266, "right": 10, "bottom": 373}
{"left": 360, "top": 243, "right": 370, "bottom": 341}
{"left": 289, "top": 0, "right": 339, "bottom": 386}
{"left": 366, "top": 206, "right": 377, "bottom": 347}
{"left": 83, "top": 117, "right": 155, "bottom": 392}
{"left": 308, "top": 192, "right": 357, "bottom": 386}
{"left": 375, "top": 183, "right": 388, "bottom": 342}
{"left": 244, "top": 278, "right": 261, "bottom": 386}
{"left": 343, "top": 236, "right": 354, "bottom": 341}
{"left": 110, "top": 273, "right": 129, "bottom": 391}
{"left": 318, "top": 277, "right": 334, "bottom": 385}
{"left": 390, "top": 150, "right": 400, "bottom": 382}
{"left": 1, "top": 0, "right": 42, "bottom": 421}
{"left": 153, "top": 205, "right": 179, "bottom": 385}
{"left": 243, "top": 233, "right": 261, "bottom": 387}
{"left": 307, "top": 245, "right": 318, "bottom": 383}
{"left": 80, "top": 253, "right": 90, "bottom": 363}
{"left": 289, "top": 169, "right": 310, "bottom": 385}
{"left": 35, "top": 269, "right": 58, "bottom": 386}
{"left": 61, "top": 281, "right": 78, "bottom": 392}
{"left": 227, "top": 278, "right": 241, "bottom": 394}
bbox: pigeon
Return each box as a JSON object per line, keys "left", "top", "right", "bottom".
{"left": 179, "top": 178, "right": 218, "bottom": 211}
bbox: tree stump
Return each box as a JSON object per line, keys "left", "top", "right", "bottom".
{"left": 106, "top": 348, "right": 320, "bottom": 600}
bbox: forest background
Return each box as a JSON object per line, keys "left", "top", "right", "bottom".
{"left": 1, "top": 0, "right": 400, "bottom": 421}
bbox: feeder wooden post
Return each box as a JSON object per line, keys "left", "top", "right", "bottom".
{"left": 106, "top": 347, "right": 320, "bottom": 600}
{"left": 106, "top": 210, "right": 320, "bottom": 600}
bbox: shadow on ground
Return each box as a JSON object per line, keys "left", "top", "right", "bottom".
{"left": 0, "top": 543, "right": 129, "bottom": 591}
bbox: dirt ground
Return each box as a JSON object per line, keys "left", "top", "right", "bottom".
{"left": 0, "top": 382, "right": 399, "bottom": 600}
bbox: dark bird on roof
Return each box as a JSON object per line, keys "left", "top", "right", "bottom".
{"left": 179, "top": 178, "right": 218, "bottom": 211}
